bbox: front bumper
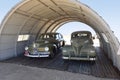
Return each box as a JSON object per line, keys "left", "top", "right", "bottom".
{"left": 24, "top": 51, "right": 50, "bottom": 58}
{"left": 62, "top": 56, "right": 96, "bottom": 61}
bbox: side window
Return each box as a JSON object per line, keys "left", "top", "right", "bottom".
{"left": 46, "top": 35, "right": 50, "bottom": 38}
{"left": 39, "top": 35, "right": 44, "bottom": 39}
{"left": 43, "top": 35, "right": 46, "bottom": 38}
{"left": 56, "top": 34, "right": 59, "bottom": 40}
{"left": 58, "top": 34, "right": 62, "bottom": 39}
{"left": 17, "top": 34, "right": 30, "bottom": 41}
{"left": 72, "top": 34, "right": 77, "bottom": 38}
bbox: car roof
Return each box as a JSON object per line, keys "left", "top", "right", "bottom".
{"left": 71, "top": 31, "right": 92, "bottom": 35}
{"left": 41, "top": 33, "right": 60, "bottom": 35}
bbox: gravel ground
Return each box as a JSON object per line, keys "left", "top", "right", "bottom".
{"left": 0, "top": 62, "right": 119, "bottom": 80}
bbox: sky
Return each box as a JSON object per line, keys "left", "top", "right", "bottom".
{"left": 0, "top": 0, "right": 120, "bottom": 41}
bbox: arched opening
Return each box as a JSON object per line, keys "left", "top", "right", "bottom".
{"left": 56, "top": 21, "right": 97, "bottom": 45}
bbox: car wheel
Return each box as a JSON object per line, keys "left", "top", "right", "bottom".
{"left": 56, "top": 43, "right": 60, "bottom": 49}
{"left": 61, "top": 41, "right": 65, "bottom": 47}
{"left": 90, "top": 61, "right": 95, "bottom": 65}
{"left": 49, "top": 53, "right": 54, "bottom": 59}
{"left": 63, "top": 59, "right": 69, "bottom": 63}
{"left": 49, "top": 47, "right": 57, "bottom": 59}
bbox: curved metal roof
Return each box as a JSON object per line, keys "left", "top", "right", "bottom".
{"left": 0, "top": 0, "right": 111, "bottom": 35}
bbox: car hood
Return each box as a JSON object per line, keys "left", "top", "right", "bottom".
{"left": 71, "top": 38, "right": 89, "bottom": 47}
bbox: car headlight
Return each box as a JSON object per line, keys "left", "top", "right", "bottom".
{"left": 25, "top": 47, "right": 28, "bottom": 50}
{"left": 63, "top": 50, "right": 67, "bottom": 52}
{"left": 45, "top": 47, "right": 49, "bottom": 51}
{"left": 45, "top": 41, "right": 49, "bottom": 43}
{"left": 90, "top": 50, "right": 95, "bottom": 53}
{"left": 85, "top": 40, "right": 89, "bottom": 43}
{"left": 33, "top": 43, "right": 36, "bottom": 48}
{"left": 70, "top": 40, "right": 73, "bottom": 43}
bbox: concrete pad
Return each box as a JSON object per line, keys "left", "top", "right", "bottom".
{"left": 0, "top": 62, "right": 118, "bottom": 80}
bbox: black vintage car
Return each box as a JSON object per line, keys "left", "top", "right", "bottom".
{"left": 24, "top": 33, "right": 65, "bottom": 58}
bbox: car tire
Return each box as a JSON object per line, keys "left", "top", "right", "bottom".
{"left": 49, "top": 47, "right": 57, "bottom": 59}
{"left": 63, "top": 59, "right": 69, "bottom": 63}
{"left": 90, "top": 61, "right": 95, "bottom": 65}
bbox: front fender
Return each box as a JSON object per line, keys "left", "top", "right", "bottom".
{"left": 43, "top": 43, "right": 57, "bottom": 49}
{"left": 80, "top": 45, "right": 96, "bottom": 57}
{"left": 62, "top": 45, "right": 73, "bottom": 56}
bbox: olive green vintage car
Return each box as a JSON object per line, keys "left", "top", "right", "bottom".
{"left": 62, "top": 31, "right": 96, "bottom": 61}
{"left": 24, "top": 33, "right": 65, "bottom": 58}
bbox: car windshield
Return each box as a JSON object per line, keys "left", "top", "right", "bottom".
{"left": 72, "top": 33, "right": 89, "bottom": 38}
{"left": 38, "top": 34, "right": 57, "bottom": 40}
